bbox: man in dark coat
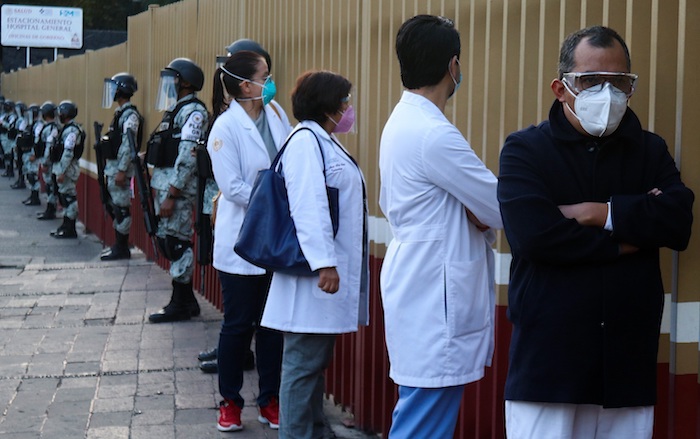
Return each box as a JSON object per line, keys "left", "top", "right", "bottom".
{"left": 498, "top": 25, "right": 694, "bottom": 438}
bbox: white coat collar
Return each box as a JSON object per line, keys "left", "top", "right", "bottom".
{"left": 296, "top": 120, "right": 334, "bottom": 143}
{"left": 400, "top": 90, "right": 444, "bottom": 117}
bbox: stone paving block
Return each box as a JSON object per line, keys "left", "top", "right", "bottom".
{"left": 134, "top": 393, "right": 174, "bottom": 411}
{"left": 86, "top": 425, "right": 130, "bottom": 439}
{"left": 87, "top": 411, "right": 132, "bottom": 428}
{"left": 136, "top": 382, "right": 175, "bottom": 397}
{"left": 64, "top": 361, "right": 101, "bottom": 375}
{"left": 174, "top": 407, "right": 215, "bottom": 425}
{"left": 0, "top": 357, "right": 30, "bottom": 377}
{"left": 130, "top": 409, "right": 173, "bottom": 426}
{"left": 97, "top": 384, "right": 137, "bottom": 399}
{"left": 98, "top": 374, "right": 137, "bottom": 387}
{"left": 0, "top": 414, "right": 45, "bottom": 434}
{"left": 92, "top": 397, "right": 135, "bottom": 413}
{"left": 175, "top": 392, "right": 216, "bottom": 409}
{"left": 102, "top": 359, "right": 138, "bottom": 373}
{"left": 53, "top": 387, "right": 96, "bottom": 402}
{"left": 58, "top": 376, "right": 98, "bottom": 389}
{"left": 41, "top": 417, "right": 87, "bottom": 438}
{"left": 131, "top": 423, "right": 174, "bottom": 439}
{"left": 47, "top": 399, "right": 93, "bottom": 416}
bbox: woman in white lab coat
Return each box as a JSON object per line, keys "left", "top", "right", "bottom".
{"left": 206, "top": 50, "right": 291, "bottom": 433}
{"left": 261, "top": 71, "right": 369, "bottom": 439}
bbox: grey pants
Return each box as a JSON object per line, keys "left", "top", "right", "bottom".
{"left": 279, "top": 333, "right": 336, "bottom": 439}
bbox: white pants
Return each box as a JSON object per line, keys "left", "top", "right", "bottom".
{"left": 505, "top": 401, "right": 654, "bottom": 439}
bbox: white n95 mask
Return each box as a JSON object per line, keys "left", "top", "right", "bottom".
{"left": 564, "top": 81, "right": 628, "bottom": 137}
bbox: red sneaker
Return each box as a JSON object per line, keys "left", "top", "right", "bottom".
{"left": 218, "top": 399, "right": 243, "bottom": 432}
{"left": 258, "top": 397, "right": 280, "bottom": 429}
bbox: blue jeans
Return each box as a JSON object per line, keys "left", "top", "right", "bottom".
{"left": 279, "top": 333, "right": 336, "bottom": 439}
{"left": 217, "top": 271, "right": 283, "bottom": 408}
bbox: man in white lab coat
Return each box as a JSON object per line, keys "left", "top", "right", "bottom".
{"left": 379, "top": 14, "right": 503, "bottom": 438}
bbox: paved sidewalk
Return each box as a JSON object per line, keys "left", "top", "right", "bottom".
{"left": 0, "top": 179, "right": 377, "bottom": 438}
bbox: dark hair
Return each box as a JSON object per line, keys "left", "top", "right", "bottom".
{"left": 221, "top": 51, "right": 266, "bottom": 100}
{"left": 395, "top": 15, "right": 461, "bottom": 89}
{"left": 558, "top": 26, "right": 631, "bottom": 78}
{"left": 291, "top": 71, "right": 352, "bottom": 124}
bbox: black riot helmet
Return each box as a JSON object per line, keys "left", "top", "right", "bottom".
{"left": 15, "top": 101, "right": 27, "bottom": 115}
{"left": 165, "top": 58, "right": 204, "bottom": 91}
{"left": 102, "top": 72, "right": 138, "bottom": 108}
{"left": 28, "top": 103, "right": 40, "bottom": 124}
{"left": 4, "top": 100, "right": 14, "bottom": 112}
{"left": 155, "top": 58, "right": 204, "bottom": 111}
{"left": 225, "top": 39, "right": 272, "bottom": 72}
{"left": 57, "top": 100, "right": 78, "bottom": 123}
{"left": 40, "top": 101, "right": 57, "bottom": 119}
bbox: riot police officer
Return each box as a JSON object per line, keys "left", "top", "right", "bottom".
{"left": 50, "top": 100, "right": 85, "bottom": 238}
{"left": 98, "top": 73, "right": 143, "bottom": 260}
{"left": 147, "top": 58, "right": 208, "bottom": 323}
{"left": 0, "top": 96, "right": 7, "bottom": 171}
{"left": 1, "top": 100, "right": 18, "bottom": 177}
{"left": 10, "top": 102, "right": 29, "bottom": 189}
{"left": 37, "top": 102, "right": 61, "bottom": 220}
{"left": 20, "top": 104, "right": 43, "bottom": 204}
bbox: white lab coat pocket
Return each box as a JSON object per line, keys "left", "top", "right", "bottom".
{"left": 445, "top": 255, "right": 490, "bottom": 338}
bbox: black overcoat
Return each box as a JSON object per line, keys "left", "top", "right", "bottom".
{"left": 498, "top": 101, "right": 694, "bottom": 407}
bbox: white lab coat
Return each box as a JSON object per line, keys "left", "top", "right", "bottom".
{"left": 378, "top": 91, "right": 503, "bottom": 388}
{"left": 207, "top": 100, "right": 292, "bottom": 275}
{"left": 261, "top": 121, "right": 369, "bottom": 334}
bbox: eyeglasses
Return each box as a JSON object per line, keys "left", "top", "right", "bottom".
{"left": 562, "top": 72, "right": 638, "bottom": 97}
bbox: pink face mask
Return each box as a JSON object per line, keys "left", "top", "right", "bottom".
{"left": 330, "top": 105, "right": 355, "bottom": 133}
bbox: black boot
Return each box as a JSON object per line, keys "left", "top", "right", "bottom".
{"left": 2, "top": 159, "right": 13, "bottom": 178}
{"left": 11, "top": 176, "right": 26, "bottom": 189}
{"left": 23, "top": 190, "right": 40, "bottom": 206}
{"left": 37, "top": 203, "right": 57, "bottom": 220}
{"left": 100, "top": 231, "right": 131, "bottom": 260}
{"left": 181, "top": 280, "right": 201, "bottom": 317}
{"left": 53, "top": 217, "right": 77, "bottom": 239}
{"left": 50, "top": 217, "right": 67, "bottom": 236}
{"left": 148, "top": 280, "right": 193, "bottom": 323}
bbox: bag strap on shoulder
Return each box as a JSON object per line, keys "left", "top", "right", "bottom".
{"left": 272, "top": 127, "right": 327, "bottom": 177}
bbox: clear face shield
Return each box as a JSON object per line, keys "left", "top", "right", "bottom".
{"left": 155, "top": 70, "right": 178, "bottom": 111}
{"left": 25, "top": 109, "right": 34, "bottom": 125}
{"left": 331, "top": 90, "right": 357, "bottom": 135}
{"left": 102, "top": 79, "right": 118, "bottom": 109}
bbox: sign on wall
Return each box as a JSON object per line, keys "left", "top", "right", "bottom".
{"left": 1, "top": 4, "right": 83, "bottom": 49}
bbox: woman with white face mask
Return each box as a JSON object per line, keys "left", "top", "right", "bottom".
{"left": 260, "top": 70, "right": 369, "bottom": 439}
{"left": 206, "top": 50, "right": 292, "bottom": 433}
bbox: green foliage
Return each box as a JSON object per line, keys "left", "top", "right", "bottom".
{"left": 2, "top": 0, "right": 181, "bottom": 31}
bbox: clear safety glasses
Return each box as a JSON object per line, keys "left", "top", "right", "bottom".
{"left": 562, "top": 71, "right": 638, "bottom": 97}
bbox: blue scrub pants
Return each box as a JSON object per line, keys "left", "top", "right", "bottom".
{"left": 389, "top": 385, "right": 465, "bottom": 438}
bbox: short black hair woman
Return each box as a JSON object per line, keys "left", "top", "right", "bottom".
{"left": 260, "top": 70, "right": 369, "bottom": 438}
{"left": 206, "top": 50, "right": 292, "bottom": 432}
